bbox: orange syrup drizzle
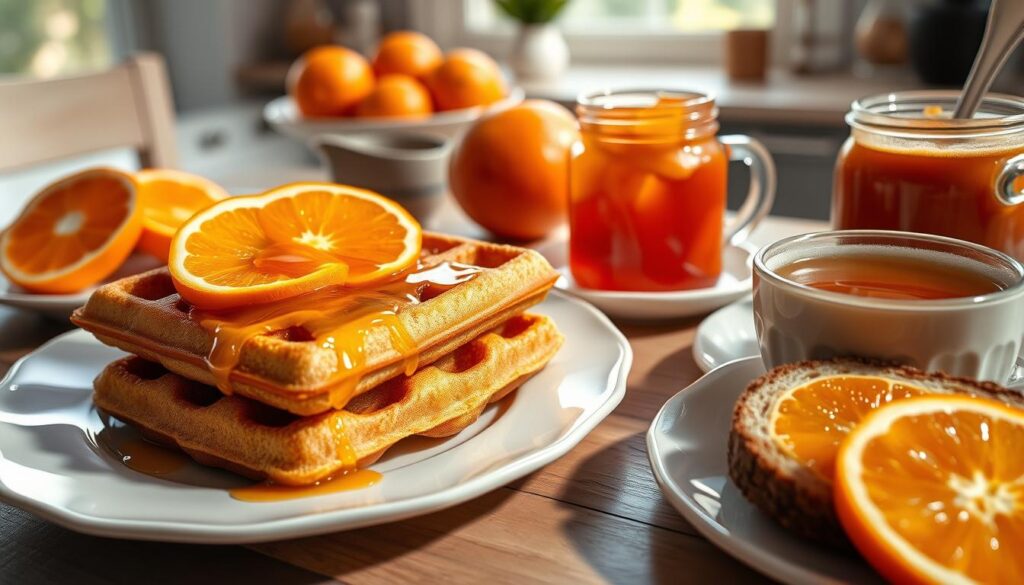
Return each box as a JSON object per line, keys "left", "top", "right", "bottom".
{"left": 177, "top": 260, "right": 482, "bottom": 497}
{"left": 251, "top": 241, "right": 353, "bottom": 279}
{"left": 190, "top": 261, "right": 482, "bottom": 398}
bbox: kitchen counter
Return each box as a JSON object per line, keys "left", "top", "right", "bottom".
{"left": 525, "top": 63, "right": 931, "bottom": 126}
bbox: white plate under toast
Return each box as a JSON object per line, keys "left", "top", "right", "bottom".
{"left": 647, "top": 357, "right": 882, "bottom": 584}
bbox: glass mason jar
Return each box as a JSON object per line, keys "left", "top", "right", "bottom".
{"left": 569, "top": 89, "right": 775, "bottom": 291}
{"left": 833, "top": 90, "right": 1024, "bottom": 260}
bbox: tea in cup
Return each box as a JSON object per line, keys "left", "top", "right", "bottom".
{"left": 753, "top": 230, "right": 1024, "bottom": 382}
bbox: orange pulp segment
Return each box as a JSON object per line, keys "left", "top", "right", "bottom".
{"left": 135, "top": 169, "right": 228, "bottom": 262}
{"left": 836, "top": 395, "right": 1024, "bottom": 584}
{"left": 769, "top": 375, "right": 929, "bottom": 480}
{"left": 168, "top": 182, "right": 421, "bottom": 310}
{"left": 0, "top": 167, "right": 142, "bottom": 294}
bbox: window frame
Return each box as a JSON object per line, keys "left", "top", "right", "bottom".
{"left": 409, "top": 0, "right": 800, "bottom": 65}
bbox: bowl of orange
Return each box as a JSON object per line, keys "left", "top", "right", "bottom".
{"left": 264, "top": 32, "right": 524, "bottom": 141}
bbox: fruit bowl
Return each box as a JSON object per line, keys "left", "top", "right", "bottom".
{"left": 263, "top": 87, "right": 526, "bottom": 141}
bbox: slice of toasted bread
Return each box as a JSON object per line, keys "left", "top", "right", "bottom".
{"left": 728, "top": 358, "right": 1024, "bottom": 548}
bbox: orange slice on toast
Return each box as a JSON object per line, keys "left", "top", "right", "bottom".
{"left": 836, "top": 395, "right": 1024, "bottom": 584}
{"left": 0, "top": 167, "right": 142, "bottom": 294}
{"left": 136, "top": 169, "right": 228, "bottom": 262}
{"left": 168, "top": 182, "right": 421, "bottom": 309}
{"left": 770, "top": 375, "right": 928, "bottom": 480}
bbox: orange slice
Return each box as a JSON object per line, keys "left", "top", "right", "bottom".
{"left": 135, "top": 169, "right": 228, "bottom": 262}
{"left": 0, "top": 167, "right": 142, "bottom": 294}
{"left": 769, "top": 375, "right": 928, "bottom": 480}
{"left": 169, "top": 182, "right": 421, "bottom": 309}
{"left": 836, "top": 395, "right": 1024, "bottom": 584}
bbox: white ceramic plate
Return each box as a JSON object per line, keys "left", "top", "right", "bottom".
{"left": 0, "top": 254, "right": 161, "bottom": 320}
{"left": 264, "top": 89, "right": 525, "bottom": 142}
{"left": 555, "top": 243, "right": 755, "bottom": 320}
{"left": 692, "top": 296, "right": 758, "bottom": 372}
{"left": 0, "top": 291, "right": 630, "bottom": 543}
{"left": 647, "top": 357, "right": 882, "bottom": 584}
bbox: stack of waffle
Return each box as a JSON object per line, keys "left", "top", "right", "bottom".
{"left": 71, "top": 234, "right": 563, "bottom": 485}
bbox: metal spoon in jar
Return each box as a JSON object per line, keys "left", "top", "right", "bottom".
{"left": 954, "top": 0, "right": 1024, "bottom": 119}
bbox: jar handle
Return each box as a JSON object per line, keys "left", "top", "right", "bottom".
{"left": 996, "top": 153, "right": 1024, "bottom": 206}
{"left": 720, "top": 134, "right": 777, "bottom": 246}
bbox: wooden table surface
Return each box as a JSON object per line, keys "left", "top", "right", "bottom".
{"left": 0, "top": 215, "right": 823, "bottom": 585}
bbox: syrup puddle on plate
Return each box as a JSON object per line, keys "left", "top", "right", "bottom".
{"left": 228, "top": 469, "right": 382, "bottom": 502}
{"left": 104, "top": 435, "right": 189, "bottom": 476}
{"left": 95, "top": 415, "right": 381, "bottom": 501}
{"left": 94, "top": 419, "right": 192, "bottom": 476}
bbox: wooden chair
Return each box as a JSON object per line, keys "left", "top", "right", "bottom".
{"left": 0, "top": 52, "right": 178, "bottom": 173}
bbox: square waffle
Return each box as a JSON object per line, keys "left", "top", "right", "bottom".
{"left": 72, "top": 233, "right": 558, "bottom": 416}
{"left": 93, "top": 313, "right": 564, "bottom": 486}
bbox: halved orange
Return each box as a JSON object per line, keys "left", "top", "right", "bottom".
{"left": 769, "top": 375, "right": 928, "bottom": 480}
{"left": 0, "top": 167, "right": 142, "bottom": 294}
{"left": 135, "top": 169, "right": 228, "bottom": 262}
{"left": 836, "top": 395, "right": 1024, "bottom": 584}
{"left": 169, "top": 182, "right": 421, "bottom": 310}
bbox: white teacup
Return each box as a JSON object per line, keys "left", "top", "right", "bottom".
{"left": 752, "top": 230, "right": 1024, "bottom": 383}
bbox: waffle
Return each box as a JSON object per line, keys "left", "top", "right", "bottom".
{"left": 93, "top": 313, "right": 563, "bottom": 485}
{"left": 72, "top": 233, "right": 558, "bottom": 416}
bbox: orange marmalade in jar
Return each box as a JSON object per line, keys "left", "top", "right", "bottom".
{"left": 569, "top": 89, "right": 774, "bottom": 291}
{"left": 834, "top": 91, "right": 1024, "bottom": 260}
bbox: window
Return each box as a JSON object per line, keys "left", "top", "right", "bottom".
{"left": 0, "top": 0, "right": 114, "bottom": 77}
{"left": 412, "top": 0, "right": 791, "bottom": 64}
{"left": 466, "top": 0, "right": 776, "bottom": 34}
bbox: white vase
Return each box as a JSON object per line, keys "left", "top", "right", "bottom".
{"left": 510, "top": 24, "right": 569, "bottom": 84}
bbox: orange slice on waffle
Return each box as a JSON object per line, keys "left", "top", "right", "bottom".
{"left": 0, "top": 167, "right": 142, "bottom": 294}
{"left": 836, "top": 395, "right": 1024, "bottom": 584}
{"left": 135, "top": 169, "right": 228, "bottom": 262}
{"left": 168, "top": 182, "right": 421, "bottom": 309}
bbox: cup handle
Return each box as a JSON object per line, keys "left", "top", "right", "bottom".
{"left": 720, "top": 134, "right": 777, "bottom": 246}
{"left": 1009, "top": 339, "right": 1024, "bottom": 387}
{"left": 996, "top": 153, "right": 1024, "bottom": 206}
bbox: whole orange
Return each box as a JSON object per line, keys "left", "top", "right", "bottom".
{"left": 356, "top": 74, "right": 433, "bottom": 118}
{"left": 426, "top": 48, "right": 506, "bottom": 111}
{"left": 288, "top": 45, "right": 374, "bottom": 117}
{"left": 449, "top": 100, "right": 578, "bottom": 240}
{"left": 372, "top": 31, "right": 443, "bottom": 80}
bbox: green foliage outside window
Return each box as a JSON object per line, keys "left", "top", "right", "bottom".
{"left": 0, "top": 0, "right": 111, "bottom": 77}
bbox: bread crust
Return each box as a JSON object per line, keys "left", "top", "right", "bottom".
{"left": 728, "top": 357, "right": 1024, "bottom": 549}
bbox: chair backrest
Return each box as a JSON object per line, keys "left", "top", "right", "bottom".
{"left": 0, "top": 52, "right": 178, "bottom": 173}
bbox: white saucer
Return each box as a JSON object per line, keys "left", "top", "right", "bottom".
{"left": 693, "top": 295, "right": 758, "bottom": 372}
{"left": 0, "top": 291, "right": 629, "bottom": 543}
{"left": 0, "top": 254, "right": 161, "bottom": 320}
{"left": 647, "top": 357, "right": 882, "bottom": 584}
{"left": 555, "top": 243, "right": 755, "bottom": 320}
